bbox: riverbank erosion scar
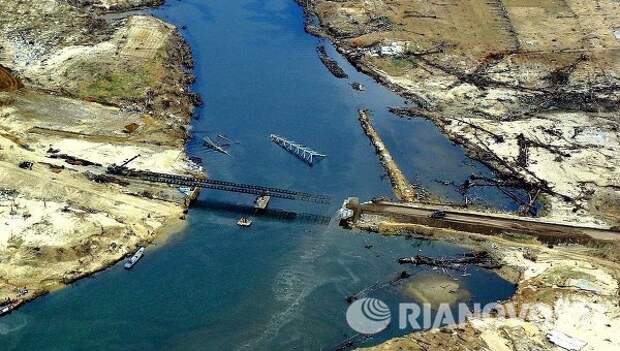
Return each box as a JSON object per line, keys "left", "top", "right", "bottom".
{"left": 300, "top": 0, "right": 620, "bottom": 227}
{"left": 0, "top": 0, "right": 199, "bottom": 309}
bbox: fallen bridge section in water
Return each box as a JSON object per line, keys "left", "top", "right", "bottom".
{"left": 343, "top": 199, "right": 620, "bottom": 242}
{"left": 107, "top": 166, "right": 332, "bottom": 204}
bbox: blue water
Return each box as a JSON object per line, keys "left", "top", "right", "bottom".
{"left": 0, "top": 1, "right": 517, "bottom": 349}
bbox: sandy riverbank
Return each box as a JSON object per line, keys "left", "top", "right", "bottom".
{"left": 0, "top": 0, "right": 199, "bottom": 309}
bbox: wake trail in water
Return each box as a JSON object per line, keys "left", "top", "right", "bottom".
{"left": 0, "top": 315, "right": 28, "bottom": 335}
{"left": 237, "top": 216, "right": 349, "bottom": 350}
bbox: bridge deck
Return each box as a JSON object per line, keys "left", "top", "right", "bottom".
{"left": 107, "top": 166, "right": 331, "bottom": 204}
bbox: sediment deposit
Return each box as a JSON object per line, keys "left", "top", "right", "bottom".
{"left": 304, "top": 1, "right": 620, "bottom": 350}
{"left": 355, "top": 216, "right": 620, "bottom": 351}
{"left": 0, "top": 0, "right": 198, "bottom": 305}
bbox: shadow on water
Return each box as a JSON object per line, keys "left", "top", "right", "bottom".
{"left": 192, "top": 199, "right": 332, "bottom": 226}
{"left": 0, "top": 0, "right": 519, "bottom": 350}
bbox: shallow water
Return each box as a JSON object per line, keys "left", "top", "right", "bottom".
{"left": 0, "top": 1, "right": 517, "bottom": 349}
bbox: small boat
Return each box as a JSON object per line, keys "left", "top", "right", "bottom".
{"left": 124, "top": 247, "right": 145, "bottom": 269}
{"left": 237, "top": 217, "right": 253, "bottom": 227}
{"left": 0, "top": 299, "right": 22, "bottom": 317}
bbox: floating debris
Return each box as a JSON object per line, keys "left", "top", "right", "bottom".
{"left": 203, "top": 135, "right": 231, "bottom": 156}
{"left": 346, "top": 271, "right": 411, "bottom": 303}
{"left": 351, "top": 82, "right": 366, "bottom": 91}
{"left": 398, "top": 251, "right": 501, "bottom": 270}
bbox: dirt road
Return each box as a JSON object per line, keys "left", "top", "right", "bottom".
{"left": 356, "top": 200, "right": 620, "bottom": 242}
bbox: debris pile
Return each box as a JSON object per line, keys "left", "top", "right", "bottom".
{"left": 398, "top": 251, "right": 502, "bottom": 270}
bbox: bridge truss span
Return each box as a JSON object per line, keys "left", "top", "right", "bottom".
{"left": 107, "top": 166, "right": 332, "bottom": 204}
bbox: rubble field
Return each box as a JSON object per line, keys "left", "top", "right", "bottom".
{"left": 355, "top": 217, "right": 620, "bottom": 351}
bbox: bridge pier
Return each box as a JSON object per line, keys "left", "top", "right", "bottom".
{"left": 254, "top": 195, "right": 271, "bottom": 210}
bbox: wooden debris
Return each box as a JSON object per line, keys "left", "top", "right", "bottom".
{"left": 398, "top": 251, "right": 501, "bottom": 270}
{"left": 346, "top": 270, "right": 411, "bottom": 303}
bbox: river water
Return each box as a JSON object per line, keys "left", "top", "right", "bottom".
{"left": 0, "top": 1, "right": 518, "bottom": 350}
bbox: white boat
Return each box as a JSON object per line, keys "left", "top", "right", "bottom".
{"left": 237, "top": 217, "right": 252, "bottom": 227}
{"left": 0, "top": 299, "right": 22, "bottom": 317}
{"left": 124, "top": 247, "right": 145, "bottom": 269}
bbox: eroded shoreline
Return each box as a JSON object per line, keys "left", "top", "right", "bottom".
{"left": 298, "top": 0, "right": 620, "bottom": 227}
{"left": 0, "top": 0, "right": 199, "bottom": 311}
{"left": 299, "top": 1, "right": 620, "bottom": 350}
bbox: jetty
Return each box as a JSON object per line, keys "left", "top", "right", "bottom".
{"left": 270, "top": 134, "right": 326, "bottom": 166}
{"left": 316, "top": 45, "right": 348, "bottom": 79}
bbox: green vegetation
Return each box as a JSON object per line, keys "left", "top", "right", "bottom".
{"left": 67, "top": 49, "right": 166, "bottom": 102}
{"left": 377, "top": 57, "right": 414, "bottom": 76}
{"left": 77, "top": 62, "right": 161, "bottom": 100}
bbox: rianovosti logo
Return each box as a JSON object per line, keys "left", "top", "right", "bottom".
{"left": 345, "top": 298, "right": 392, "bottom": 334}
{"left": 346, "top": 297, "right": 554, "bottom": 335}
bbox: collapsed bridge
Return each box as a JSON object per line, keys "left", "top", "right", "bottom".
{"left": 107, "top": 165, "right": 332, "bottom": 204}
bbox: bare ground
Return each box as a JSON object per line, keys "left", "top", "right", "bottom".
{"left": 0, "top": 0, "right": 199, "bottom": 306}
{"left": 301, "top": 0, "right": 620, "bottom": 226}
{"left": 354, "top": 216, "right": 620, "bottom": 351}
{"left": 303, "top": 1, "right": 620, "bottom": 350}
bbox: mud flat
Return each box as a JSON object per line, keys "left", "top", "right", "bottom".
{"left": 300, "top": 0, "right": 620, "bottom": 227}
{"left": 0, "top": 0, "right": 199, "bottom": 309}
{"left": 352, "top": 214, "right": 620, "bottom": 351}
